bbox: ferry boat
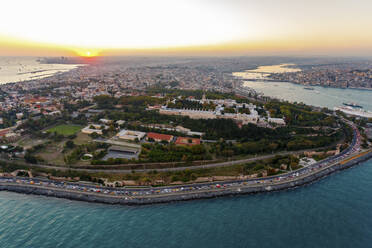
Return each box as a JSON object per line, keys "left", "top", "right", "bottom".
{"left": 343, "top": 102, "right": 363, "bottom": 108}
{"left": 334, "top": 106, "right": 372, "bottom": 118}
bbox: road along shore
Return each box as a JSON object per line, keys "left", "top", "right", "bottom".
{"left": 0, "top": 151, "right": 371, "bottom": 206}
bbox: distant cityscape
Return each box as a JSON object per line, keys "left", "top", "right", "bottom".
{"left": 270, "top": 61, "right": 372, "bottom": 89}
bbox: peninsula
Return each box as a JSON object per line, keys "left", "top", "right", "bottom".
{"left": 0, "top": 57, "right": 371, "bottom": 205}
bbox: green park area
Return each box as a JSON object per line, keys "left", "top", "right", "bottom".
{"left": 47, "top": 124, "right": 82, "bottom": 136}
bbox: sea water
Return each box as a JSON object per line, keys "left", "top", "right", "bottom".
{"left": 0, "top": 159, "right": 371, "bottom": 248}
{"left": 0, "top": 57, "right": 81, "bottom": 84}
{"left": 234, "top": 64, "right": 372, "bottom": 111}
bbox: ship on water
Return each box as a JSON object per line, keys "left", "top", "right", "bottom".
{"left": 303, "top": 87, "right": 314, "bottom": 90}
{"left": 343, "top": 102, "right": 363, "bottom": 108}
{"left": 334, "top": 106, "right": 372, "bottom": 118}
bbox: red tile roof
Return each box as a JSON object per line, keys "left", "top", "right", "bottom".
{"left": 147, "top": 132, "right": 173, "bottom": 142}
{"left": 24, "top": 97, "right": 48, "bottom": 104}
{"left": 0, "top": 128, "right": 10, "bottom": 137}
{"left": 175, "top": 137, "right": 201, "bottom": 146}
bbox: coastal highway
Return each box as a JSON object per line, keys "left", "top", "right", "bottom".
{"left": 0, "top": 122, "right": 367, "bottom": 204}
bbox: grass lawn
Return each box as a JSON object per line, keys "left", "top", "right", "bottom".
{"left": 47, "top": 124, "right": 82, "bottom": 136}
{"left": 36, "top": 145, "right": 66, "bottom": 165}
{"left": 73, "top": 132, "right": 92, "bottom": 145}
{"left": 16, "top": 137, "right": 45, "bottom": 150}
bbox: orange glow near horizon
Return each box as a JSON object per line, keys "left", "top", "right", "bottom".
{"left": 74, "top": 49, "right": 100, "bottom": 58}
{"left": 1, "top": 34, "right": 372, "bottom": 57}
{"left": 1, "top": 0, "right": 372, "bottom": 57}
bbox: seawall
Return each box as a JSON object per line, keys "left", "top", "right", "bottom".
{"left": 1, "top": 152, "right": 371, "bottom": 206}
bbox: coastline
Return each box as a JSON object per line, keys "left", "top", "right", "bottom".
{"left": 267, "top": 79, "right": 372, "bottom": 91}
{"left": 236, "top": 78, "right": 372, "bottom": 111}
{"left": 0, "top": 57, "right": 85, "bottom": 85}
{"left": 233, "top": 63, "right": 372, "bottom": 92}
{"left": 1, "top": 151, "right": 371, "bottom": 206}
{"left": 0, "top": 61, "right": 370, "bottom": 206}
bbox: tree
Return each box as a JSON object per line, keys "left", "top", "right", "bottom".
{"left": 65, "top": 140, "right": 75, "bottom": 149}
{"left": 89, "top": 132, "right": 99, "bottom": 139}
{"left": 24, "top": 153, "right": 37, "bottom": 164}
{"left": 93, "top": 95, "right": 117, "bottom": 109}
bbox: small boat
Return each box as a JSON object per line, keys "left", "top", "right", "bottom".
{"left": 343, "top": 102, "right": 363, "bottom": 108}
{"left": 304, "top": 87, "right": 314, "bottom": 90}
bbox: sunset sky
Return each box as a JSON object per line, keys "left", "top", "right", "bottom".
{"left": 1, "top": 0, "right": 372, "bottom": 57}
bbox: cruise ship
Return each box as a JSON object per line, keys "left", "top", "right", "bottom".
{"left": 334, "top": 106, "right": 372, "bottom": 118}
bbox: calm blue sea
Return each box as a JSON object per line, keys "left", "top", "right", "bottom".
{"left": 234, "top": 64, "right": 372, "bottom": 111}
{"left": 243, "top": 80, "right": 372, "bottom": 111}
{"left": 0, "top": 159, "right": 372, "bottom": 248}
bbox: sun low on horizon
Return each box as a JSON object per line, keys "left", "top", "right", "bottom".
{"left": 83, "top": 51, "right": 92, "bottom": 57}
{"left": 1, "top": 0, "right": 372, "bottom": 56}
{"left": 75, "top": 49, "right": 100, "bottom": 58}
